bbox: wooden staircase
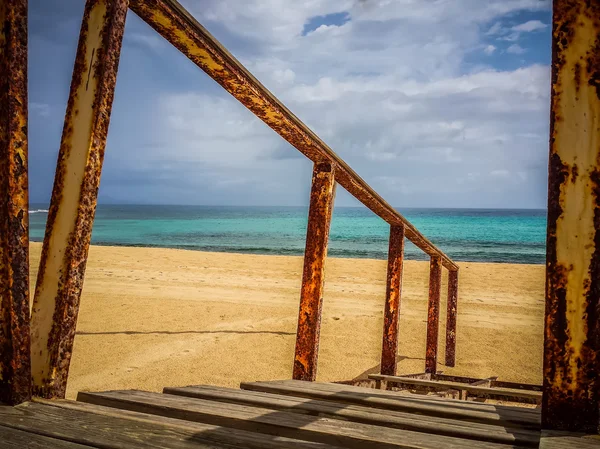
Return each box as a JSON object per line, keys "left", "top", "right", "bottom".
{"left": 5, "top": 379, "right": 592, "bottom": 449}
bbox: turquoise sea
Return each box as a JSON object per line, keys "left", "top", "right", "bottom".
{"left": 29, "top": 205, "right": 547, "bottom": 264}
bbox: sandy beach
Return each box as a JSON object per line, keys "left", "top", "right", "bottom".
{"left": 28, "top": 243, "right": 545, "bottom": 399}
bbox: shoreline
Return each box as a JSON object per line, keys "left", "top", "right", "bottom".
{"left": 28, "top": 239, "right": 546, "bottom": 266}
{"left": 28, "top": 242, "right": 545, "bottom": 399}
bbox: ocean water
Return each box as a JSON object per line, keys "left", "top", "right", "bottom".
{"left": 29, "top": 205, "right": 547, "bottom": 264}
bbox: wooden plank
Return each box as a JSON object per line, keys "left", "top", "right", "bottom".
{"left": 240, "top": 380, "right": 540, "bottom": 428}
{"left": 370, "top": 375, "right": 542, "bottom": 402}
{"left": 434, "top": 374, "right": 490, "bottom": 384}
{"left": 433, "top": 375, "right": 542, "bottom": 392}
{"left": 470, "top": 378, "right": 498, "bottom": 388}
{"left": 244, "top": 379, "right": 541, "bottom": 415}
{"left": 490, "top": 381, "right": 542, "bottom": 392}
{"left": 539, "top": 430, "right": 600, "bottom": 449}
{"left": 78, "top": 389, "right": 515, "bottom": 448}
{"left": 165, "top": 385, "right": 541, "bottom": 447}
{"left": 0, "top": 422, "right": 92, "bottom": 448}
{"left": 394, "top": 373, "right": 430, "bottom": 380}
{"left": 0, "top": 400, "right": 338, "bottom": 449}
{"left": 253, "top": 380, "right": 541, "bottom": 417}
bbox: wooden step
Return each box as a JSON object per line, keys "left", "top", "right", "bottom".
{"left": 369, "top": 374, "right": 542, "bottom": 403}
{"left": 240, "top": 380, "right": 540, "bottom": 429}
{"left": 0, "top": 421, "right": 92, "bottom": 448}
{"left": 165, "top": 384, "right": 540, "bottom": 447}
{"left": 77, "top": 389, "right": 513, "bottom": 448}
{"left": 0, "top": 399, "right": 337, "bottom": 449}
{"left": 539, "top": 430, "right": 600, "bottom": 448}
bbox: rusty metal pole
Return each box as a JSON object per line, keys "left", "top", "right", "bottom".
{"left": 445, "top": 269, "right": 458, "bottom": 367}
{"left": 0, "top": 0, "right": 31, "bottom": 405}
{"left": 380, "top": 225, "right": 405, "bottom": 376}
{"left": 425, "top": 256, "right": 442, "bottom": 374}
{"left": 293, "top": 162, "right": 336, "bottom": 381}
{"left": 30, "top": 0, "right": 128, "bottom": 399}
{"left": 543, "top": 0, "right": 600, "bottom": 432}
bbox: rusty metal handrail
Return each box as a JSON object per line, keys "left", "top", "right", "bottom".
{"left": 21, "top": 0, "right": 459, "bottom": 398}
{"left": 128, "top": 0, "right": 458, "bottom": 272}
{"left": 4, "top": 0, "right": 600, "bottom": 435}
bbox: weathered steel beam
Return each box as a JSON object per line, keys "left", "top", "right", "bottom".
{"left": 380, "top": 224, "right": 405, "bottom": 376}
{"left": 543, "top": 0, "right": 600, "bottom": 432}
{"left": 425, "top": 256, "right": 442, "bottom": 374}
{"left": 293, "top": 162, "right": 336, "bottom": 381}
{"left": 30, "top": 0, "right": 128, "bottom": 399}
{"left": 445, "top": 269, "right": 458, "bottom": 367}
{"left": 0, "top": 0, "right": 31, "bottom": 405}
{"left": 127, "top": 0, "right": 457, "bottom": 271}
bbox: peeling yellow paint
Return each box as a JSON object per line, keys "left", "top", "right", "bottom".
{"left": 30, "top": 0, "right": 108, "bottom": 388}
{"left": 147, "top": 9, "right": 224, "bottom": 72}
{"left": 553, "top": 12, "right": 600, "bottom": 391}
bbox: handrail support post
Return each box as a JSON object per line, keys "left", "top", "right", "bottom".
{"left": 293, "top": 161, "right": 336, "bottom": 381}
{"left": 380, "top": 224, "right": 405, "bottom": 376}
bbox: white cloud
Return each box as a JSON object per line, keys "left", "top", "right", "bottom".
{"left": 486, "top": 17, "right": 548, "bottom": 43}
{"left": 507, "top": 44, "right": 527, "bottom": 54}
{"left": 111, "top": 0, "right": 552, "bottom": 207}
{"left": 486, "top": 22, "right": 503, "bottom": 36}
{"left": 183, "top": 0, "right": 353, "bottom": 46}
{"left": 512, "top": 20, "right": 547, "bottom": 32}
{"left": 155, "top": 93, "right": 284, "bottom": 167}
{"left": 484, "top": 45, "right": 497, "bottom": 55}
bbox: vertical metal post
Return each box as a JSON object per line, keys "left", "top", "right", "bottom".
{"left": 293, "top": 161, "right": 336, "bottom": 381}
{"left": 30, "top": 0, "right": 128, "bottom": 399}
{"left": 0, "top": 0, "right": 31, "bottom": 405}
{"left": 425, "top": 255, "right": 442, "bottom": 374}
{"left": 445, "top": 269, "right": 458, "bottom": 367}
{"left": 543, "top": 0, "right": 600, "bottom": 432}
{"left": 380, "top": 224, "right": 405, "bottom": 376}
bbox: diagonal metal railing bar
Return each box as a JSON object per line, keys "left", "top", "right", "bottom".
{"left": 128, "top": 0, "right": 458, "bottom": 272}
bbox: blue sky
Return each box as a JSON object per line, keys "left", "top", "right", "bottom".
{"left": 29, "top": 0, "right": 552, "bottom": 208}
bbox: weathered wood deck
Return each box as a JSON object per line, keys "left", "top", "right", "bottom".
{"left": 368, "top": 374, "right": 543, "bottom": 403}
{"left": 1, "top": 380, "right": 598, "bottom": 448}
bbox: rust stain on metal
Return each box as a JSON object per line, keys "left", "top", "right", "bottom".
{"left": 425, "top": 256, "right": 442, "bottom": 374}
{"left": 445, "top": 269, "right": 458, "bottom": 367}
{"left": 543, "top": 0, "right": 600, "bottom": 432}
{"left": 380, "top": 224, "right": 405, "bottom": 376}
{"left": 128, "top": 0, "right": 457, "bottom": 271}
{"left": 30, "top": 0, "right": 128, "bottom": 399}
{"left": 293, "top": 162, "right": 336, "bottom": 381}
{"left": 0, "top": 0, "right": 31, "bottom": 405}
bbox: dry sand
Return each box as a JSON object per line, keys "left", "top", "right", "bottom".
{"left": 28, "top": 242, "right": 545, "bottom": 399}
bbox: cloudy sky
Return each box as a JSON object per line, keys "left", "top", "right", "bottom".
{"left": 29, "top": 0, "right": 551, "bottom": 208}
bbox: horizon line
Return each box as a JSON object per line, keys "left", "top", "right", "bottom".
{"left": 28, "top": 202, "right": 547, "bottom": 211}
